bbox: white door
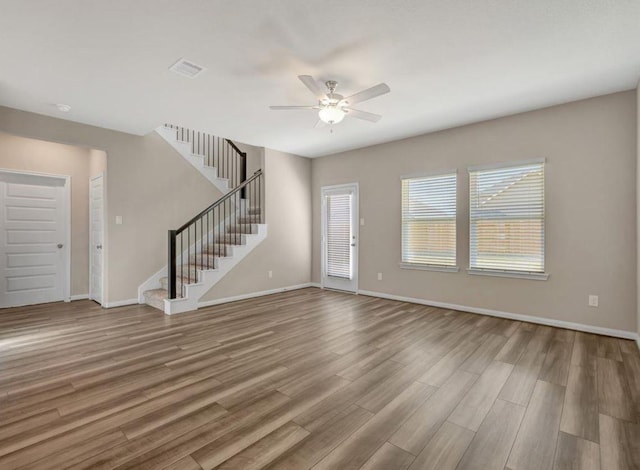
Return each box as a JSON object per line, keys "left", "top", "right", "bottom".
{"left": 89, "top": 174, "right": 104, "bottom": 305}
{"left": 0, "top": 172, "right": 68, "bottom": 308}
{"left": 321, "top": 183, "right": 358, "bottom": 292}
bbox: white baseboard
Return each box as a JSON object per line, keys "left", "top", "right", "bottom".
{"left": 198, "top": 283, "right": 314, "bottom": 308}
{"left": 103, "top": 298, "right": 139, "bottom": 308}
{"left": 357, "top": 289, "right": 639, "bottom": 341}
{"left": 69, "top": 294, "right": 89, "bottom": 301}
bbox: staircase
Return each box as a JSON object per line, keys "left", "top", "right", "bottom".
{"left": 139, "top": 125, "right": 266, "bottom": 315}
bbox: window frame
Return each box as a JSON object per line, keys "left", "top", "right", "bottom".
{"left": 400, "top": 169, "right": 459, "bottom": 272}
{"left": 467, "top": 159, "right": 549, "bottom": 281}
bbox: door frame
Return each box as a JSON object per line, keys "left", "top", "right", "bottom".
{"left": 89, "top": 172, "right": 105, "bottom": 305}
{"left": 320, "top": 182, "right": 359, "bottom": 293}
{"left": 0, "top": 168, "right": 71, "bottom": 303}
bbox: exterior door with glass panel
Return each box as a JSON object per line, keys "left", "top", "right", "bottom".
{"left": 321, "top": 184, "right": 358, "bottom": 292}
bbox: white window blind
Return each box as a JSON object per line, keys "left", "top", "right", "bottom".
{"left": 326, "top": 193, "right": 352, "bottom": 279}
{"left": 401, "top": 173, "right": 457, "bottom": 267}
{"left": 469, "top": 161, "right": 545, "bottom": 273}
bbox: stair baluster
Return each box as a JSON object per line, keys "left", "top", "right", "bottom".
{"left": 164, "top": 123, "right": 247, "bottom": 189}
{"left": 167, "top": 169, "right": 264, "bottom": 300}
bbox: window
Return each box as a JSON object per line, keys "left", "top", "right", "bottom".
{"left": 401, "top": 172, "right": 457, "bottom": 268}
{"left": 469, "top": 160, "right": 546, "bottom": 277}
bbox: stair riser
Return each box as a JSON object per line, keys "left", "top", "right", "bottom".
{"left": 143, "top": 295, "right": 165, "bottom": 312}
{"left": 203, "top": 248, "right": 229, "bottom": 257}
{"left": 200, "top": 243, "right": 231, "bottom": 256}
{"left": 160, "top": 271, "right": 198, "bottom": 291}
{"left": 188, "top": 254, "right": 218, "bottom": 268}
{"left": 226, "top": 224, "right": 256, "bottom": 234}
{"left": 237, "top": 217, "right": 261, "bottom": 224}
{"left": 160, "top": 277, "right": 189, "bottom": 292}
{"left": 216, "top": 234, "right": 246, "bottom": 245}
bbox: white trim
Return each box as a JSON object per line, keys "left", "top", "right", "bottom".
{"left": 0, "top": 168, "right": 72, "bottom": 304}
{"left": 400, "top": 262, "right": 459, "bottom": 273}
{"left": 197, "top": 283, "right": 313, "bottom": 309}
{"left": 70, "top": 294, "right": 89, "bottom": 301}
{"left": 467, "top": 268, "right": 549, "bottom": 281}
{"left": 357, "top": 289, "right": 639, "bottom": 340}
{"left": 400, "top": 168, "right": 458, "bottom": 180}
{"left": 467, "top": 157, "right": 546, "bottom": 172}
{"left": 63, "top": 175, "right": 71, "bottom": 302}
{"left": 321, "top": 183, "right": 359, "bottom": 293}
{"left": 104, "top": 298, "right": 139, "bottom": 308}
{"left": 320, "top": 182, "right": 359, "bottom": 192}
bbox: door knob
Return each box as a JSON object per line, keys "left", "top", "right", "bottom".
{"left": 57, "top": 243, "right": 63, "bottom": 249}
{"left": 97, "top": 244, "right": 102, "bottom": 249}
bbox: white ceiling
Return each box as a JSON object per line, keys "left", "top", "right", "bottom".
{"left": 1, "top": 0, "right": 639, "bottom": 157}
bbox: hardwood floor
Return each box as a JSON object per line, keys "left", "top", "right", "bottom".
{"left": 0, "top": 288, "right": 638, "bottom": 469}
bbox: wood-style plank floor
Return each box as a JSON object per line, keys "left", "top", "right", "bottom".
{"left": 0, "top": 288, "right": 638, "bottom": 469}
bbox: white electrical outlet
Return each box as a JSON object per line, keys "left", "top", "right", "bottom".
{"left": 588, "top": 295, "right": 599, "bottom": 307}
{"left": 377, "top": 272, "right": 383, "bottom": 281}
{"left": 268, "top": 270, "right": 273, "bottom": 278}
{"left": 115, "top": 216, "right": 123, "bottom": 225}
{"left": 360, "top": 218, "right": 365, "bottom": 226}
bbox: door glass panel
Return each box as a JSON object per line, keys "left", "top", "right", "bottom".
{"left": 326, "top": 193, "right": 352, "bottom": 279}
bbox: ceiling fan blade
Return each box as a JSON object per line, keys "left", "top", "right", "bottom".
{"left": 269, "top": 105, "right": 318, "bottom": 110}
{"left": 298, "top": 75, "right": 327, "bottom": 100}
{"left": 344, "top": 108, "right": 382, "bottom": 123}
{"left": 341, "top": 83, "right": 390, "bottom": 106}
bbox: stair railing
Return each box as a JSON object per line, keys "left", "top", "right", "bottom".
{"left": 167, "top": 169, "right": 263, "bottom": 300}
{"left": 164, "top": 123, "right": 247, "bottom": 190}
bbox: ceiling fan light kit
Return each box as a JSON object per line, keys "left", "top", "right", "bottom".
{"left": 318, "top": 80, "right": 345, "bottom": 124}
{"left": 270, "top": 75, "right": 390, "bottom": 127}
{"left": 318, "top": 106, "right": 345, "bottom": 124}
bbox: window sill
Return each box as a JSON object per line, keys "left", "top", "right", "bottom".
{"left": 466, "top": 268, "right": 549, "bottom": 281}
{"left": 399, "top": 263, "right": 459, "bottom": 273}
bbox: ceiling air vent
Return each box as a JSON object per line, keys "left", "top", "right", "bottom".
{"left": 169, "top": 59, "right": 205, "bottom": 78}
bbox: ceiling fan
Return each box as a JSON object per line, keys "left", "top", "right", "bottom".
{"left": 269, "top": 75, "right": 390, "bottom": 126}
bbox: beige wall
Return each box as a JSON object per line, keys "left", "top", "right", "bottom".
{"left": 0, "top": 106, "right": 311, "bottom": 306}
{"left": 201, "top": 148, "right": 312, "bottom": 301}
{"left": 0, "top": 131, "right": 106, "bottom": 296}
{"left": 312, "top": 91, "right": 637, "bottom": 333}
{"left": 0, "top": 106, "right": 222, "bottom": 304}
